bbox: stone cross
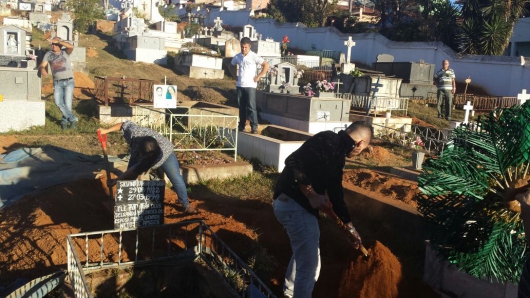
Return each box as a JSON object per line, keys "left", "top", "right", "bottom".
{"left": 463, "top": 101, "right": 473, "bottom": 124}
{"left": 518, "top": 89, "right": 530, "bottom": 105}
{"left": 343, "top": 36, "right": 356, "bottom": 64}
{"left": 213, "top": 17, "right": 223, "bottom": 31}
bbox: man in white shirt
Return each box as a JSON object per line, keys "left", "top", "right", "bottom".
{"left": 231, "top": 37, "right": 269, "bottom": 133}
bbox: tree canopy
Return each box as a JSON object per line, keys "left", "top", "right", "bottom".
{"left": 68, "top": 0, "right": 104, "bottom": 33}
{"left": 267, "top": 0, "right": 338, "bottom": 27}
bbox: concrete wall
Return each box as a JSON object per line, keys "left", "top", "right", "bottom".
{"left": 0, "top": 67, "right": 41, "bottom": 100}
{"left": 124, "top": 48, "right": 168, "bottom": 65}
{"left": 175, "top": 9, "right": 530, "bottom": 97}
{"left": 237, "top": 125, "right": 312, "bottom": 172}
{"left": 0, "top": 101, "right": 45, "bottom": 132}
{"left": 175, "top": 54, "right": 223, "bottom": 69}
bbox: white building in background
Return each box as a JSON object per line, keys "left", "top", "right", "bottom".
{"left": 509, "top": 18, "right": 530, "bottom": 57}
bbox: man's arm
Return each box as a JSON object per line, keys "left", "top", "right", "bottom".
{"left": 452, "top": 77, "right": 456, "bottom": 94}
{"left": 38, "top": 60, "right": 49, "bottom": 76}
{"left": 517, "top": 190, "right": 530, "bottom": 245}
{"left": 254, "top": 60, "right": 269, "bottom": 82}
{"left": 49, "top": 37, "right": 74, "bottom": 55}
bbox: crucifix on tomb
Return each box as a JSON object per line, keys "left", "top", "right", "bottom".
{"left": 341, "top": 36, "right": 356, "bottom": 73}
{"left": 463, "top": 101, "right": 473, "bottom": 124}
{"left": 518, "top": 89, "right": 530, "bottom": 105}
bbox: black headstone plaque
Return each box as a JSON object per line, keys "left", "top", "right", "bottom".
{"left": 113, "top": 180, "right": 165, "bottom": 229}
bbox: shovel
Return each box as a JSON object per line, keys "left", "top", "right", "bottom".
{"left": 97, "top": 130, "right": 114, "bottom": 201}
{"left": 321, "top": 201, "right": 369, "bottom": 259}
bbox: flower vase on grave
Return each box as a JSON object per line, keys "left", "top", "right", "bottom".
{"left": 412, "top": 151, "right": 425, "bottom": 170}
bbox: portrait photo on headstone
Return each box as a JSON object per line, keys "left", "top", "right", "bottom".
{"left": 153, "top": 84, "right": 177, "bottom": 109}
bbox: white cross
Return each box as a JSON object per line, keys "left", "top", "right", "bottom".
{"left": 463, "top": 101, "right": 473, "bottom": 124}
{"left": 343, "top": 36, "right": 356, "bottom": 64}
{"left": 518, "top": 89, "right": 530, "bottom": 105}
{"left": 213, "top": 17, "right": 223, "bottom": 30}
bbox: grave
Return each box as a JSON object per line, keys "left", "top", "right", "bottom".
{"left": 266, "top": 62, "right": 299, "bottom": 93}
{"left": 341, "top": 36, "right": 356, "bottom": 73}
{"left": 256, "top": 91, "right": 352, "bottom": 134}
{"left": 123, "top": 35, "right": 168, "bottom": 65}
{"left": 373, "top": 60, "right": 437, "bottom": 99}
{"left": 173, "top": 52, "right": 224, "bottom": 79}
{"left": 0, "top": 63, "right": 44, "bottom": 132}
{"left": 237, "top": 125, "right": 313, "bottom": 172}
{"left": 518, "top": 89, "right": 530, "bottom": 105}
{"left": 250, "top": 38, "right": 281, "bottom": 58}
{"left": 0, "top": 24, "right": 27, "bottom": 58}
{"left": 224, "top": 38, "right": 240, "bottom": 58}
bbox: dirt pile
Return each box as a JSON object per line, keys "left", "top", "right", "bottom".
{"left": 343, "top": 169, "right": 420, "bottom": 206}
{"left": 96, "top": 20, "right": 115, "bottom": 33}
{"left": 339, "top": 241, "right": 402, "bottom": 298}
{"left": 0, "top": 177, "right": 259, "bottom": 286}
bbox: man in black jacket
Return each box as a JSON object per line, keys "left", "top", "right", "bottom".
{"left": 273, "top": 121, "right": 373, "bottom": 298}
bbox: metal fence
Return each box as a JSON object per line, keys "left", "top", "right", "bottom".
{"left": 347, "top": 94, "right": 410, "bottom": 115}
{"left": 133, "top": 105, "right": 238, "bottom": 159}
{"left": 94, "top": 76, "right": 155, "bottom": 106}
{"left": 66, "top": 220, "right": 276, "bottom": 298}
{"left": 373, "top": 123, "right": 450, "bottom": 154}
{"left": 305, "top": 50, "right": 342, "bottom": 62}
{"left": 427, "top": 93, "right": 519, "bottom": 111}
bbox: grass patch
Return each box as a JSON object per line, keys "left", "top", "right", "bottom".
{"left": 395, "top": 102, "right": 482, "bottom": 129}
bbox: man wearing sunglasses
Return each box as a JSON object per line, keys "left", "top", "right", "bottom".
{"left": 273, "top": 121, "right": 373, "bottom": 298}
{"left": 39, "top": 36, "right": 77, "bottom": 130}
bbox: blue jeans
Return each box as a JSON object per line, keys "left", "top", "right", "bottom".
{"left": 54, "top": 78, "right": 77, "bottom": 125}
{"left": 128, "top": 153, "right": 189, "bottom": 207}
{"left": 273, "top": 193, "right": 321, "bottom": 298}
{"left": 236, "top": 87, "right": 258, "bottom": 131}
{"left": 160, "top": 153, "right": 189, "bottom": 207}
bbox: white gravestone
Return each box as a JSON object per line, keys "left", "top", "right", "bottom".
{"left": 463, "top": 101, "right": 473, "bottom": 124}
{"left": 518, "top": 89, "right": 530, "bottom": 105}
{"left": 341, "top": 36, "right": 356, "bottom": 73}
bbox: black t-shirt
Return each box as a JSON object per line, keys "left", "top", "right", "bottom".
{"left": 273, "top": 130, "right": 354, "bottom": 224}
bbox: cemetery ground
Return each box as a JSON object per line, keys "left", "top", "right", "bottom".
{"left": 0, "top": 30, "right": 484, "bottom": 297}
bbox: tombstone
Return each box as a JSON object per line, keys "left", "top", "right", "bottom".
{"left": 243, "top": 24, "right": 258, "bottom": 40}
{"left": 341, "top": 36, "right": 356, "bottom": 73}
{"left": 0, "top": 25, "right": 27, "bottom": 56}
{"left": 376, "top": 54, "right": 394, "bottom": 63}
{"left": 250, "top": 39, "right": 281, "bottom": 58}
{"left": 463, "top": 101, "right": 473, "bottom": 124}
{"left": 225, "top": 38, "right": 240, "bottom": 58}
{"left": 213, "top": 17, "right": 223, "bottom": 37}
{"left": 518, "top": 89, "right": 530, "bottom": 105}
{"left": 56, "top": 13, "right": 73, "bottom": 41}
{"left": 267, "top": 62, "right": 299, "bottom": 93}
{"left": 34, "top": 3, "right": 45, "bottom": 13}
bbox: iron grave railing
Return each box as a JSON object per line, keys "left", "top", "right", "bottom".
{"left": 347, "top": 94, "right": 410, "bottom": 115}
{"left": 133, "top": 105, "right": 238, "bottom": 160}
{"left": 66, "top": 220, "right": 276, "bottom": 298}
{"left": 373, "top": 123, "right": 450, "bottom": 154}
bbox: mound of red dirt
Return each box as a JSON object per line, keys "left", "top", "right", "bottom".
{"left": 0, "top": 177, "right": 258, "bottom": 284}
{"left": 343, "top": 169, "right": 420, "bottom": 206}
{"left": 339, "top": 241, "right": 402, "bottom": 298}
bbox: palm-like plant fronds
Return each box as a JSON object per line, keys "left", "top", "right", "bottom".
{"left": 418, "top": 103, "right": 530, "bottom": 283}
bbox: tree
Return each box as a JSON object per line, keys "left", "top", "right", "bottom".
{"left": 456, "top": 0, "right": 530, "bottom": 55}
{"left": 418, "top": 104, "right": 530, "bottom": 283}
{"left": 158, "top": 4, "right": 180, "bottom": 22}
{"left": 267, "top": 0, "right": 337, "bottom": 27}
{"left": 68, "top": 0, "right": 104, "bottom": 33}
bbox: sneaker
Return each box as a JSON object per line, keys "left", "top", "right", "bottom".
{"left": 251, "top": 130, "right": 258, "bottom": 134}
{"left": 61, "top": 122, "right": 68, "bottom": 130}
{"left": 70, "top": 120, "right": 77, "bottom": 129}
{"left": 183, "top": 205, "right": 198, "bottom": 214}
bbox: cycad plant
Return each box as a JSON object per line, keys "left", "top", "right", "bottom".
{"left": 418, "top": 103, "right": 530, "bottom": 283}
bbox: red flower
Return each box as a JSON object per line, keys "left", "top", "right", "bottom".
{"left": 282, "top": 36, "right": 290, "bottom": 43}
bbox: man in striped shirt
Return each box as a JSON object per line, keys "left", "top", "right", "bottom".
{"left": 434, "top": 60, "right": 456, "bottom": 120}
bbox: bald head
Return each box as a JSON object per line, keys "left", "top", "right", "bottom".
{"left": 345, "top": 121, "right": 373, "bottom": 157}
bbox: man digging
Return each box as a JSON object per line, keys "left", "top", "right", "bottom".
{"left": 273, "top": 121, "right": 373, "bottom": 298}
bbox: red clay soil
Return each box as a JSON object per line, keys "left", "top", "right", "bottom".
{"left": 343, "top": 169, "right": 420, "bottom": 207}
{"left": 411, "top": 117, "right": 435, "bottom": 128}
{"left": 0, "top": 148, "right": 435, "bottom": 297}
{"left": 339, "top": 241, "right": 402, "bottom": 298}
